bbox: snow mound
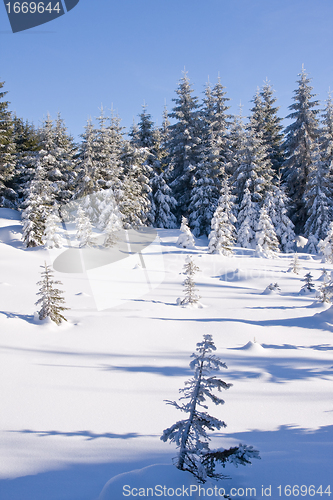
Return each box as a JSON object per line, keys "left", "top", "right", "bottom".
{"left": 236, "top": 341, "right": 266, "bottom": 353}
{"left": 0, "top": 208, "right": 21, "bottom": 222}
{"left": 312, "top": 304, "right": 333, "bottom": 326}
{"left": 0, "top": 225, "right": 23, "bottom": 245}
{"left": 262, "top": 283, "right": 280, "bottom": 295}
{"left": 98, "top": 464, "right": 209, "bottom": 500}
{"left": 308, "top": 300, "right": 331, "bottom": 309}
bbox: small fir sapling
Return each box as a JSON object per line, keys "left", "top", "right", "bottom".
{"left": 35, "top": 262, "right": 69, "bottom": 325}
{"left": 161, "top": 334, "right": 260, "bottom": 483}
{"left": 288, "top": 253, "right": 301, "bottom": 274}
{"left": 177, "top": 216, "right": 195, "bottom": 249}
{"left": 300, "top": 272, "right": 316, "bottom": 294}
{"left": 181, "top": 256, "right": 201, "bottom": 305}
{"left": 317, "top": 280, "right": 333, "bottom": 304}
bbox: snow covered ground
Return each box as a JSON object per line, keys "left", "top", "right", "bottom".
{"left": 0, "top": 208, "right": 332, "bottom": 500}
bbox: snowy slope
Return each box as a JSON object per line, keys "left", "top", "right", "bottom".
{"left": 0, "top": 208, "right": 332, "bottom": 500}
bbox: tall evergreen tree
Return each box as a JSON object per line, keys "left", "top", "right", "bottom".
{"left": 255, "top": 206, "right": 280, "bottom": 258}
{"left": 167, "top": 71, "right": 201, "bottom": 219}
{"left": 188, "top": 78, "right": 230, "bottom": 236}
{"left": 250, "top": 80, "right": 284, "bottom": 173}
{"left": 208, "top": 178, "right": 236, "bottom": 256}
{"left": 0, "top": 80, "right": 16, "bottom": 207}
{"left": 236, "top": 180, "right": 258, "bottom": 249}
{"left": 264, "top": 178, "right": 295, "bottom": 253}
{"left": 303, "top": 142, "right": 332, "bottom": 251}
{"left": 283, "top": 67, "right": 320, "bottom": 233}
{"left": 21, "top": 162, "right": 53, "bottom": 247}
{"left": 232, "top": 123, "right": 274, "bottom": 208}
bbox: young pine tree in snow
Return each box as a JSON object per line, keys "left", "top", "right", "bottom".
{"left": 177, "top": 216, "right": 195, "bottom": 249}
{"left": 300, "top": 272, "right": 315, "bottom": 294}
{"left": 161, "top": 334, "right": 260, "bottom": 482}
{"left": 35, "top": 262, "right": 69, "bottom": 325}
{"left": 75, "top": 206, "right": 95, "bottom": 247}
{"left": 208, "top": 179, "right": 236, "bottom": 256}
{"left": 181, "top": 256, "right": 201, "bottom": 305}
{"left": 255, "top": 206, "right": 280, "bottom": 258}
{"left": 288, "top": 253, "right": 301, "bottom": 274}
{"left": 318, "top": 222, "right": 333, "bottom": 263}
{"left": 43, "top": 211, "right": 63, "bottom": 249}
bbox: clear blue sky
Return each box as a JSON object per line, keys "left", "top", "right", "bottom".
{"left": 1, "top": 0, "right": 333, "bottom": 140}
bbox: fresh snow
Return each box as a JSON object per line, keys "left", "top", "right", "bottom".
{"left": 0, "top": 208, "right": 332, "bottom": 499}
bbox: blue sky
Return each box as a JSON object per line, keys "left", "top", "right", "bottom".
{"left": 1, "top": 0, "right": 333, "bottom": 140}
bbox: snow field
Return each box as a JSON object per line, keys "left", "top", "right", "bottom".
{"left": 0, "top": 210, "right": 332, "bottom": 499}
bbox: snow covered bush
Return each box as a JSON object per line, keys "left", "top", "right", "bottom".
{"left": 177, "top": 216, "right": 195, "bottom": 249}
{"left": 161, "top": 334, "right": 260, "bottom": 483}
{"left": 35, "top": 262, "right": 69, "bottom": 325}
{"left": 180, "top": 256, "right": 201, "bottom": 305}
{"left": 263, "top": 282, "right": 280, "bottom": 294}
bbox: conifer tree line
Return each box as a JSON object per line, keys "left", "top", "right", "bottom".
{"left": 1, "top": 66, "right": 333, "bottom": 253}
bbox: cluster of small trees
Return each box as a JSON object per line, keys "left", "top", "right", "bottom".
{"left": 1, "top": 66, "right": 333, "bottom": 254}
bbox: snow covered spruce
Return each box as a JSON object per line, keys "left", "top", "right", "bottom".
{"left": 161, "top": 334, "right": 260, "bottom": 484}
{"left": 35, "top": 262, "right": 69, "bottom": 325}
{"left": 178, "top": 256, "right": 201, "bottom": 306}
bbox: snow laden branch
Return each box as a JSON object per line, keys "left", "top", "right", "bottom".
{"left": 161, "top": 334, "right": 260, "bottom": 483}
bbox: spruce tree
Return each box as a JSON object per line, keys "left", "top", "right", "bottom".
{"left": 180, "top": 256, "right": 201, "bottom": 306}
{"left": 43, "top": 212, "right": 63, "bottom": 249}
{"left": 208, "top": 178, "right": 236, "bottom": 256}
{"left": 177, "top": 216, "right": 195, "bottom": 248}
{"left": 236, "top": 180, "right": 258, "bottom": 249}
{"left": 300, "top": 272, "right": 315, "bottom": 294}
{"left": 303, "top": 142, "right": 331, "bottom": 251}
{"left": 255, "top": 206, "right": 280, "bottom": 258}
{"left": 0, "top": 80, "right": 16, "bottom": 207}
{"left": 283, "top": 67, "right": 320, "bottom": 233}
{"left": 75, "top": 205, "right": 95, "bottom": 247}
{"left": 161, "top": 334, "right": 260, "bottom": 482}
{"left": 318, "top": 222, "right": 333, "bottom": 263}
{"left": 188, "top": 79, "right": 229, "bottom": 236}
{"left": 250, "top": 80, "right": 284, "bottom": 174}
{"left": 288, "top": 253, "right": 301, "bottom": 274}
{"left": 35, "top": 262, "right": 69, "bottom": 325}
{"left": 21, "top": 163, "right": 53, "bottom": 247}
{"left": 167, "top": 71, "right": 201, "bottom": 219}
{"left": 264, "top": 178, "right": 295, "bottom": 253}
